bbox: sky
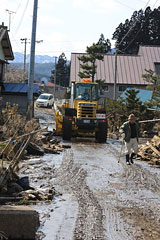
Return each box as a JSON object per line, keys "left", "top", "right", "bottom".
{"left": 0, "top": 0, "right": 159, "bottom": 60}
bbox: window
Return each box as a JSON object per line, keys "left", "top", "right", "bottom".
{"left": 99, "top": 85, "right": 108, "bottom": 94}
{"left": 103, "top": 85, "right": 109, "bottom": 92}
{"left": 154, "top": 62, "right": 160, "bottom": 75}
{"left": 119, "top": 85, "right": 127, "bottom": 92}
{"left": 75, "top": 83, "right": 98, "bottom": 101}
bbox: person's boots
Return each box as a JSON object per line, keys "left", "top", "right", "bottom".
{"left": 130, "top": 152, "right": 135, "bottom": 164}
{"left": 126, "top": 154, "right": 130, "bottom": 165}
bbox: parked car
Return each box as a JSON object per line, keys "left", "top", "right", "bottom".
{"left": 36, "top": 93, "right": 54, "bottom": 108}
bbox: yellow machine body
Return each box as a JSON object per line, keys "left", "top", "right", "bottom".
{"left": 55, "top": 80, "right": 107, "bottom": 142}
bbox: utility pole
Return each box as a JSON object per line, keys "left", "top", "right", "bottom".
{"left": 27, "top": 0, "right": 38, "bottom": 120}
{"left": 21, "top": 39, "right": 42, "bottom": 74}
{"left": 114, "top": 49, "right": 118, "bottom": 100}
{"left": 54, "top": 57, "right": 57, "bottom": 95}
{"left": 6, "top": 9, "right": 15, "bottom": 31}
{"left": 21, "top": 38, "right": 29, "bottom": 73}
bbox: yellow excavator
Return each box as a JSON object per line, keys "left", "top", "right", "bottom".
{"left": 55, "top": 78, "right": 107, "bottom": 142}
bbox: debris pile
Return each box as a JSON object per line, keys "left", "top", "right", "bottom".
{"left": 18, "top": 187, "right": 58, "bottom": 202}
{"left": 0, "top": 104, "right": 68, "bottom": 203}
{"left": 137, "top": 135, "right": 160, "bottom": 165}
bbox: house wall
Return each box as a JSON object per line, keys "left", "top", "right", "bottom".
{"left": 100, "top": 84, "right": 147, "bottom": 99}
{"left": 54, "top": 86, "right": 66, "bottom": 100}
{"left": 1, "top": 94, "right": 28, "bottom": 114}
{"left": 41, "top": 86, "right": 66, "bottom": 100}
{"left": 0, "top": 44, "right": 5, "bottom": 60}
{"left": 70, "top": 46, "right": 160, "bottom": 99}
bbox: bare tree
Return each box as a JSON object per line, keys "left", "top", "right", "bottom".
{"left": 5, "top": 65, "right": 28, "bottom": 83}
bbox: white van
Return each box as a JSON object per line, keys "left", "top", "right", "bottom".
{"left": 36, "top": 93, "right": 54, "bottom": 108}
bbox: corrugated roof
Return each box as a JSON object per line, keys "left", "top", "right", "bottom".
{"left": 120, "top": 88, "right": 153, "bottom": 104}
{"left": 70, "top": 46, "right": 160, "bottom": 85}
{"left": 3, "top": 83, "right": 39, "bottom": 94}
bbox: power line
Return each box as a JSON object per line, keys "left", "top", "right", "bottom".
{"left": 15, "top": 0, "right": 30, "bottom": 34}
{"left": 12, "top": 0, "right": 23, "bottom": 22}
{"left": 10, "top": 31, "right": 23, "bottom": 53}
{"left": 36, "top": 49, "right": 86, "bottom": 54}
{"left": 5, "top": 0, "right": 23, "bottom": 31}
{"left": 150, "top": 0, "right": 160, "bottom": 7}
{"left": 10, "top": 39, "right": 94, "bottom": 44}
{"left": 121, "top": 0, "right": 159, "bottom": 52}
{"left": 114, "top": 0, "right": 136, "bottom": 10}
{"left": 113, "top": 0, "right": 152, "bottom": 99}
{"left": 114, "top": 0, "right": 151, "bottom": 10}
{"left": 117, "top": 0, "right": 151, "bottom": 48}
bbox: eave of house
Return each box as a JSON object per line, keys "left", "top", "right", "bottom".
{"left": 0, "top": 25, "right": 14, "bottom": 61}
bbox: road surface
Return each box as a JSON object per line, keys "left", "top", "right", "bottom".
{"left": 32, "top": 107, "right": 160, "bottom": 240}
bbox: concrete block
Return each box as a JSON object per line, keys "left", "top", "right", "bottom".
{"left": 0, "top": 205, "right": 40, "bottom": 239}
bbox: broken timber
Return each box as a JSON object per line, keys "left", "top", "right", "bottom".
{"left": 137, "top": 135, "right": 160, "bottom": 165}
{"left": 0, "top": 129, "right": 46, "bottom": 191}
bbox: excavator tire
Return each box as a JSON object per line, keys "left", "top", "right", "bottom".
{"left": 62, "top": 117, "right": 72, "bottom": 140}
{"left": 96, "top": 122, "right": 107, "bottom": 143}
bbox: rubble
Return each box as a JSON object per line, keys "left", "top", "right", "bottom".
{"left": 137, "top": 135, "right": 160, "bottom": 165}
{"left": 0, "top": 104, "right": 70, "bottom": 203}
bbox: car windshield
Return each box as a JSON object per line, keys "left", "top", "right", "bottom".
{"left": 39, "top": 95, "right": 49, "bottom": 100}
{"left": 75, "top": 83, "right": 98, "bottom": 101}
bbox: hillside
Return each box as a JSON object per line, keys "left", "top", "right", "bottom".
{"left": 13, "top": 52, "right": 56, "bottom": 64}
{"left": 10, "top": 52, "right": 56, "bottom": 82}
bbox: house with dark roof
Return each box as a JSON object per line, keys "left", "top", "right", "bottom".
{"left": 70, "top": 45, "right": 160, "bottom": 99}
{"left": 1, "top": 83, "right": 39, "bottom": 114}
{"left": 0, "top": 23, "right": 14, "bottom": 91}
{"left": 0, "top": 24, "right": 40, "bottom": 115}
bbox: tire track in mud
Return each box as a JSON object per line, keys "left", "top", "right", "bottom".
{"left": 108, "top": 143, "right": 160, "bottom": 192}
{"left": 72, "top": 142, "right": 160, "bottom": 240}
{"left": 52, "top": 144, "right": 160, "bottom": 240}
{"left": 53, "top": 145, "right": 135, "bottom": 240}
{"left": 72, "top": 143, "right": 135, "bottom": 240}
{"left": 108, "top": 143, "right": 160, "bottom": 239}
{"left": 104, "top": 206, "right": 133, "bottom": 240}
{"left": 53, "top": 150, "right": 105, "bottom": 240}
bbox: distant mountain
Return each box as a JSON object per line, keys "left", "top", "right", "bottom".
{"left": 13, "top": 52, "right": 56, "bottom": 64}
{"left": 9, "top": 52, "right": 56, "bottom": 82}
{"left": 11, "top": 62, "right": 54, "bottom": 81}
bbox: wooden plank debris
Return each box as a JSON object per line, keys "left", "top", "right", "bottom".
{"left": 0, "top": 104, "right": 63, "bottom": 203}
{"left": 137, "top": 135, "right": 160, "bottom": 165}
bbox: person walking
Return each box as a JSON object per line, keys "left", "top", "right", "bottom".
{"left": 119, "top": 114, "right": 139, "bottom": 165}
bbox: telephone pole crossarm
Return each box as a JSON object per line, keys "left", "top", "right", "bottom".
{"left": 5, "top": 9, "right": 16, "bottom": 31}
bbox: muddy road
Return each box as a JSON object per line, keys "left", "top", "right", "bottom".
{"left": 30, "top": 107, "right": 160, "bottom": 240}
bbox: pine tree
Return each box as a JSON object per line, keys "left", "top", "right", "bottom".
{"left": 125, "top": 89, "right": 142, "bottom": 115}
{"left": 96, "top": 34, "right": 111, "bottom": 54}
{"left": 50, "top": 53, "right": 70, "bottom": 87}
{"left": 142, "top": 69, "right": 160, "bottom": 109}
{"left": 78, "top": 43, "right": 104, "bottom": 82}
{"left": 112, "top": 6, "right": 160, "bottom": 54}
